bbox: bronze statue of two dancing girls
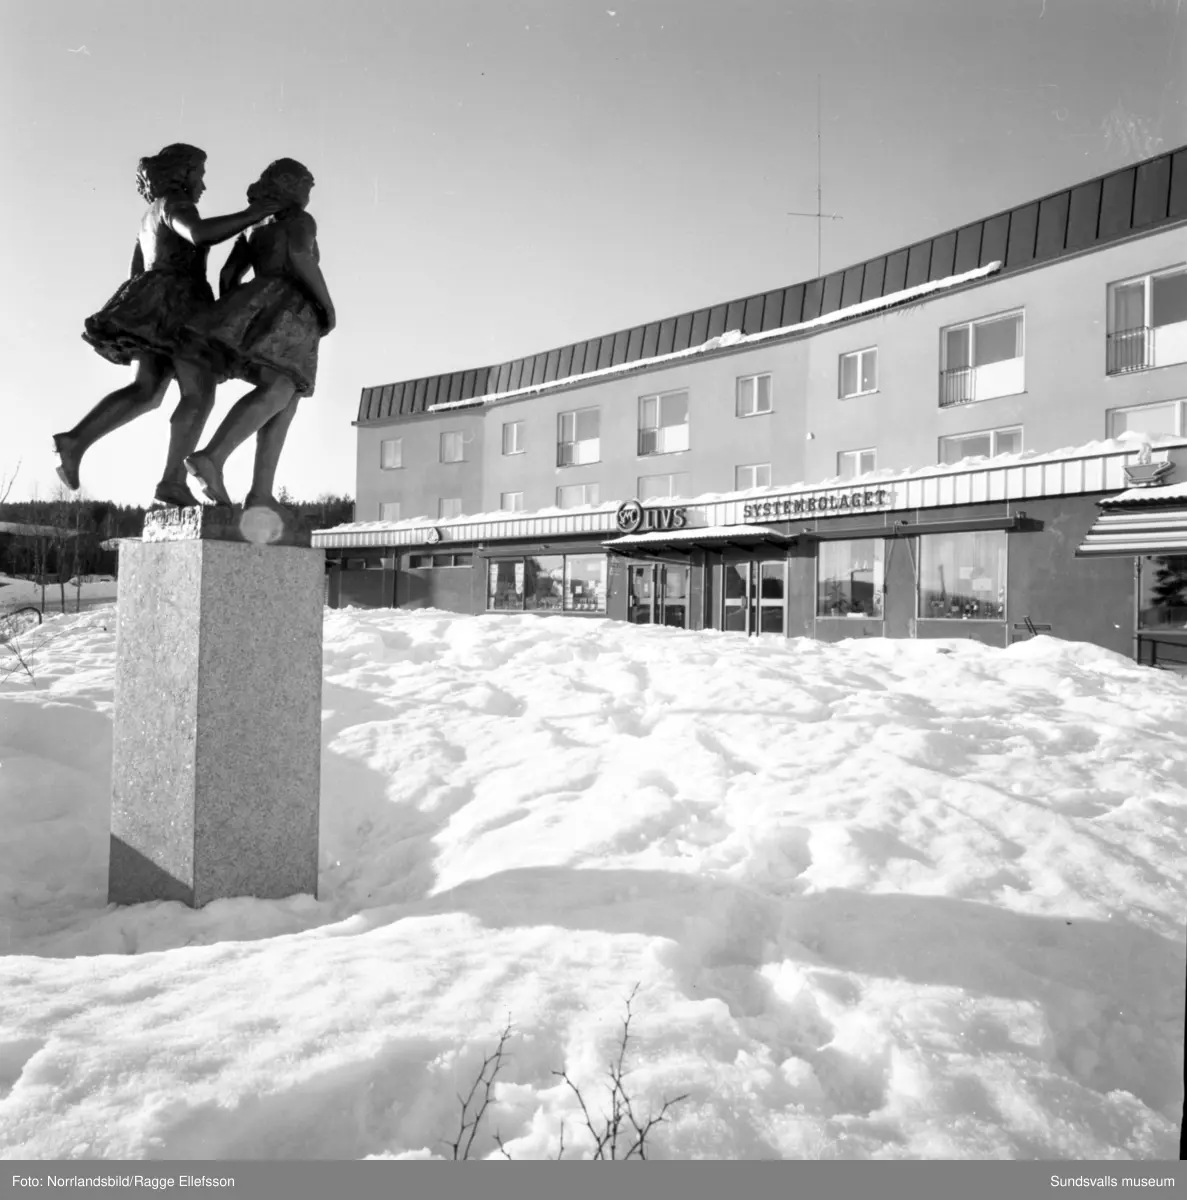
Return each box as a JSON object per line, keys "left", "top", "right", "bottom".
{"left": 53, "top": 143, "right": 336, "bottom": 522}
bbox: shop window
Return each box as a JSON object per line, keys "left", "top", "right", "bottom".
{"left": 558, "top": 408, "right": 600, "bottom": 466}
{"left": 735, "top": 463, "right": 771, "bottom": 490}
{"left": 1108, "top": 399, "right": 1186, "bottom": 440}
{"left": 837, "top": 449, "right": 876, "bottom": 480}
{"left": 839, "top": 348, "right": 878, "bottom": 398}
{"left": 564, "top": 554, "right": 608, "bottom": 612}
{"left": 380, "top": 438, "right": 403, "bottom": 469}
{"left": 410, "top": 552, "right": 473, "bottom": 569}
{"left": 939, "top": 426, "right": 1022, "bottom": 465}
{"left": 556, "top": 482, "right": 600, "bottom": 509}
{"left": 378, "top": 501, "right": 401, "bottom": 521}
{"left": 487, "top": 554, "right": 607, "bottom": 613}
{"left": 502, "top": 421, "right": 524, "bottom": 455}
{"left": 440, "top": 431, "right": 465, "bottom": 463}
{"left": 918, "top": 530, "right": 1006, "bottom": 620}
{"left": 1139, "top": 556, "right": 1187, "bottom": 630}
{"left": 736, "top": 374, "right": 772, "bottom": 417}
{"left": 500, "top": 491, "right": 525, "bottom": 512}
{"left": 1107, "top": 267, "right": 1187, "bottom": 374}
{"left": 439, "top": 497, "right": 463, "bottom": 519}
{"left": 816, "top": 540, "right": 884, "bottom": 618}
{"left": 638, "top": 472, "right": 689, "bottom": 500}
{"left": 639, "top": 389, "right": 690, "bottom": 455}
{"left": 940, "top": 311, "right": 1024, "bottom": 406}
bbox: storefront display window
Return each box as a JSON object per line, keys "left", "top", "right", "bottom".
{"left": 917, "top": 530, "right": 1006, "bottom": 620}
{"left": 564, "top": 555, "right": 608, "bottom": 613}
{"left": 1139, "top": 556, "right": 1187, "bottom": 630}
{"left": 524, "top": 555, "right": 564, "bottom": 610}
{"left": 816, "top": 541, "right": 884, "bottom": 618}
{"left": 487, "top": 554, "right": 606, "bottom": 614}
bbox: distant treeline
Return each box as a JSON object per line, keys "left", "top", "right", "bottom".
{"left": 0, "top": 492, "right": 355, "bottom": 584}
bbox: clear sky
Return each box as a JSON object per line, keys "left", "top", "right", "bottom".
{"left": 1, "top": 0, "right": 1183, "bottom": 507}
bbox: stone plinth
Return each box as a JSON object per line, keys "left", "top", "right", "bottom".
{"left": 109, "top": 514, "right": 323, "bottom": 907}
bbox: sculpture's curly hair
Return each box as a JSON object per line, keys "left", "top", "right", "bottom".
{"left": 136, "top": 143, "right": 207, "bottom": 202}
{"left": 246, "top": 158, "right": 315, "bottom": 210}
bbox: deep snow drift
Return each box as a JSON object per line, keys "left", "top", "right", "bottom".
{"left": 1, "top": 605, "right": 1185, "bottom": 1160}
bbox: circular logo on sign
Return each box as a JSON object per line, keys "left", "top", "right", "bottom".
{"left": 426, "top": 527, "right": 442, "bottom": 544}
{"left": 616, "top": 499, "right": 644, "bottom": 534}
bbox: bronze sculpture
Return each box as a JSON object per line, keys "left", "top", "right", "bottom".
{"left": 183, "top": 158, "right": 335, "bottom": 514}
{"left": 53, "top": 144, "right": 280, "bottom": 506}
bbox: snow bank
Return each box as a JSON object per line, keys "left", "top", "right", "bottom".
{"left": 1, "top": 606, "right": 1185, "bottom": 1160}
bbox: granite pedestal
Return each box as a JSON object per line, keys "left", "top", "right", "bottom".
{"left": 109, "top": 505, "right": 323, "bottom": 907}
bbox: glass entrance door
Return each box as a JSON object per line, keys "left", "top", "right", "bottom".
{"left": 628, "top": 563, "right": 690, "bottom": 628}
{"left": 721, "top": 559, "right": 787, "bottom": 636}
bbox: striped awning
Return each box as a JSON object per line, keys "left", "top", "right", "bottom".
{"left": 1075, "top": 507, "right": 1187, "bottom": 557}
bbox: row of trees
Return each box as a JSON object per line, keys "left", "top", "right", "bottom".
{"left": 0, "top": 463, "right": 353, "bottom": 614}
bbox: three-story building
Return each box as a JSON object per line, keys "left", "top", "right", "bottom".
{"left": 316, "top": 144, "right": 1187, "bottom": 664}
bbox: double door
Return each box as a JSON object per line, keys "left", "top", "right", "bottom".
{"left": 628, "top": 563, "right": 689, "bottom": 629}
{"left": 722, "top": 559, "right": 786, "bottom": 636}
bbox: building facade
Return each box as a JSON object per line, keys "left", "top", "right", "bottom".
{"left": 317, "top": 144, "right": 1187, "bottom": 665}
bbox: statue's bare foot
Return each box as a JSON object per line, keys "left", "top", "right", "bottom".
{"left": 244, "top": 491, "right": 290, "bottom": 514}
{"left": 183, "top": 453, "right": 233, "bottom": 507}
{"left": 153, "top": 479, "right": 198, "bottom": 508}
{"left": 52, "top": 434, "right": 82, "bottom": 491}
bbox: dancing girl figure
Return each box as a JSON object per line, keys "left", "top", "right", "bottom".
{"left": 53, "top": 143, "right": 280, "bottom": 506}
{"left": 183, "top": 157, "right": 335, "bottom": 515}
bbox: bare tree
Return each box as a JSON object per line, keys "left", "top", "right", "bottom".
{"left": 0, "top": 460, "right": 19, "bottom": 507}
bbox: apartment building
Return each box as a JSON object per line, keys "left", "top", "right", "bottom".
{"left": 315, "top": 144, "right": 1187, "bottom": 664}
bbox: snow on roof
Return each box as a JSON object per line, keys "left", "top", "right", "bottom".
{"left": 315, "top": 434, "right": 1187, "bottom": 539}
{"left": 1103, "top": 479, "right": 1187, "bottom": 507}
{"left": 604, "top": 524, "right": 788, "bottom": 546}
{"left": 424, "top": 261, "right": 1004, "bottom": 413}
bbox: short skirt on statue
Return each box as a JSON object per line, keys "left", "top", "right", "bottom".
{"left": 186, "top": 276, "right": 321, "bottom": 397}
{"left": 82, "top": 268, "right": 215, "bottom": 367}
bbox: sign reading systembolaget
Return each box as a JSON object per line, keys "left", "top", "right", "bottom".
{"left": 742, "top": 487, "right": 892, "bottom": 522}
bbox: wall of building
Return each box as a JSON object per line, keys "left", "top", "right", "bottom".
{"left": 356, "top": 224, "right": 1186, "bottom": 524}
{"left": 356, "top": 410, "right": 486, "bottom": 524}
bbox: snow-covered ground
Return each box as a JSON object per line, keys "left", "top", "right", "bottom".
{"left": 1, "top": 605, "right": 1185, "bottom": 1160}
{"left": 0, "top": 573, "right": 118, "bottom": 620}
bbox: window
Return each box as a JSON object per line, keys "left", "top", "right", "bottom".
{"left": 502, "top": 421, "right": 524, "bottom": 455}
{"left": 409, "top": 553, "right": 473, "bottom": 569}
{"left": 1139, "top": 556, "right": 1187, "bottom": 630}
{"left": 439, "top": 497, "right": 463, "bottom": 520}
{"left": 735, "top": 463, "right": 771, "bottom": 490}
{"left": 564, "top": 554, "right": 608, "bottom": 613}
{"left": 639, "top": 389, "right": 690, "bottom": 455}
{"left": 500, "top": 491, "right": 525, "bottom": 512}
{"left": 837, "top": 449, "right": 876, "bottom": 480}
{"left": 378, "top": 501, "right": 401, "bottom": 521}
{"left": 939, "top": 426, "right": 1022, "bottom": 465}
{"left": 736, "top": 374, "right": 772, "bottom": 417}
{"left": 1108, "top": 268, "right": 1187, "bottom": 373}
{"left": 558, "top": 408, "right": 600, "bottom": 466}
{"left": 817, "top": 541, "right": 884, "bottom": 619}
{"left": 380, "top": 438, "right": 403, "bottom": 470}
{"left": 556, "top": 482, "right": 600, "bottom": 509}
{"left": 487, "top": 554, "right": 608, "bottom": 614}
{"left": 839, "top": 348, "right": 878, "bottom": 398}
{"left": 637, "top": 472, "right": 690, "bottom": 500}
{"left": 940, "top": 311, "right": 1024, "bottom": 405}
{"left": 440, "top": 431, "right": 465, "bottom": 463}
{"left": 1108, "top": 399, "right": 1187, "bottom": 440}
{"left": 918, "top": 530, "right": 1006, "bottom": 620}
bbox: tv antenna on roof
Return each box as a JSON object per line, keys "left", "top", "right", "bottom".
{"left": 787, "top": 75, "right": 843, "bottom": 277}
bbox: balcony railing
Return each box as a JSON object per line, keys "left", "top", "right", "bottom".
{"left": 1107, "top": 327, "right": 1153, "bottom": 375}
{"left": 939, "top": 367, "right": 975, "bottom": 407}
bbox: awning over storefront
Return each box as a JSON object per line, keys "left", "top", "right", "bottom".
{"left": 1076, "top": 508, "right": 1187, "bottom": 557}
{"left": 603, "top": 524, "right": 795, "bottom": 556}
{"left": 1076, "top": 477, "right": 1187, "bottom": 557}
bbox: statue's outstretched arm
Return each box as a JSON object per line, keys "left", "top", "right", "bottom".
{"left": 165, "top": 199, "right": 276, "bottom": 250}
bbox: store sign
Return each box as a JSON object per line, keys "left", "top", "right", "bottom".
{"left": 742, "top": 487, "right": 892, "bottom": 522}
{"left": 615, "top": 499, "right": 689, "bottom": 535}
